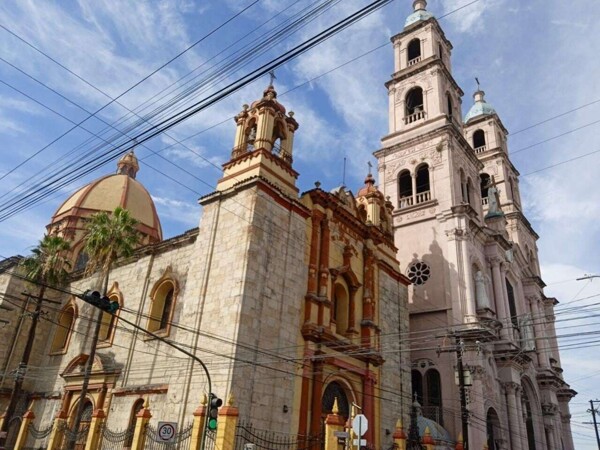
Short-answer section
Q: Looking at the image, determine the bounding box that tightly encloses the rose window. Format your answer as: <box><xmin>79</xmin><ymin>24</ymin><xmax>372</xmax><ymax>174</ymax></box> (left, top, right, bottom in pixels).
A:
<box><xmin>408</xmin><ymin>261</ymin><xmax>431</xmax><ymax>286</ymax></box>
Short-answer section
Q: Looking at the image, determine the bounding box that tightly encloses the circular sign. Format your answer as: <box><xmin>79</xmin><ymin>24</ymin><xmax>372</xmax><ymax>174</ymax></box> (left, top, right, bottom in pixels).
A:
<box><xmin>157</xmin><ymin>422</ymin><xmax>177</xmax><ymax>442</ymax></box>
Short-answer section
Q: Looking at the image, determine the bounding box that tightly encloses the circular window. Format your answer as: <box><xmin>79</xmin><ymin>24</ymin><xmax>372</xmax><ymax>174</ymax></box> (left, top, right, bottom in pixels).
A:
<box><xmin>408</xmin><ymin>261</ymin><xmax>431</xmax><ymax>285</ymax></box>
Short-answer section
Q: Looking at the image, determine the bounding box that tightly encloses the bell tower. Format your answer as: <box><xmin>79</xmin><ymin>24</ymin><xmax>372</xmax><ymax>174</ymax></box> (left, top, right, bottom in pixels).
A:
<box><xmin>218</xmin><ymin>84</ymin><xmax>299</xmax><ymax>198</ymax></box>
<box><xmin>387</xmin><ymin>0</ymin><xmax>463</xmax><ymax>142</ymax></box>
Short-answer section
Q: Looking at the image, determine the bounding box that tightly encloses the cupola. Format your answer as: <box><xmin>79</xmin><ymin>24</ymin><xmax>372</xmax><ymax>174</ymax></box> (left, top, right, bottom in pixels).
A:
<box><xmin>356</xmin><ymin>169</ymin><xmax>393</xmax><ymax>235</ymax></box>
<box><xmin>464</xmin><ymin>90</ymin><xmax>497</xmax><ymax>123</ymax></box>
<box><xmin>404</xmin><ymin>0</ymin><xmax>434</xmax><ymax>29</ymax></box>
<box><xmin>217</xmin><ymin>83</ymin><xmax>300</xmax><ymax>197</ymax></box>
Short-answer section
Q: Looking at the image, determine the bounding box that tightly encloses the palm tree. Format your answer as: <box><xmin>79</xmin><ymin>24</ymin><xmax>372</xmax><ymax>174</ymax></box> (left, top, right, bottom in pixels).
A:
<box><xmin>67</xmin><ymin>207</ymin><xmax>139</xmax><ymax>450</ymax></box>
<box><xmin>0</xmin><ymin>235</ymin><xmax>70</xmax><ymax>447</ymax></box>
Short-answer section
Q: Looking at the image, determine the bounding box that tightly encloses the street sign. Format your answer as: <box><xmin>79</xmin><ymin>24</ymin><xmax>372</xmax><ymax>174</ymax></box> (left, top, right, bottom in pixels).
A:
<box><xmin>351</xmin><ymin>414</ymin><xmax>368</xmax><ymax>436</ymax></box>
<box><xmin>334</xmin><ymin>431</ymin><xmax>349</xmax><ymax>438</ymax></box>
<box><xmin>353</xmin><ymin>439</ymin><xmax>367</xmax><ymax>447</ymax></box>
<box><xmin>157</xmin><ymin>421</ymin><xmax>178</xmax><ymax>443</ymax></box>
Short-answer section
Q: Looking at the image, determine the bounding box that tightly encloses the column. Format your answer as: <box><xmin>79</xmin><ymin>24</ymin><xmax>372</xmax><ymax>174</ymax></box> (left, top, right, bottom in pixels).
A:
<box><xmin>190</xmin><ymin>397</ymin><xmax>207</xmax><ymax>450</ymax></box>
<box><xmin>130</xmin><ymin>399</ymin><xmax>151</xmax><ymax>450</ymax></box>
<box><xmin>363</xmin><ymin>372</ymin><xmax>375</xmax><ymax>445</ymax></box>
<box><xmin>215</xmin><ymin>396</ymin><xmax>239</xmax><ymax>450</ymax></box>
<box><xmin>515</xmin><ymin>388</ymin><xmax>528</xmax><ymax>450</ymax></box>
<box><xmin>460</xmin><ymin>233</ymin><xmax>476</xmax><ymax>323</ymax></box>
<box><xmin>489</xmin><ymin>258</ymin><xmax>509</xmax><ymax>340</ymax></box>
<box><xmin>503</xmin><ymin>383</ymin><xmax>522</xmax><ymax>450</ymax></box>
<box><xmin>14</xmin><ymin>409</ymin><xmax>34</xmax><ymax>450</ymax></box>
<box><xmin>84</xmin><ymin>409</ymin><xmax>105</xmax><ymax>450</ymax></box>
<box><xmin>46</xmin><ymin>410</ymin><xmax>68</xmax><ymax>450</ymax></box>
<box><xmin>411</xmin><ymin>173</ymin><xmax>417</xmax><ymax>205</ymax></box>
<box><xmin>528</xmin><ymin>296</ymin><xmax>549</xmax><ymax>368</ymax></box>
<box><xmin>324</xmin><ymin>399</ymin><xmax>345</xmax><ymax>450</ymax></box>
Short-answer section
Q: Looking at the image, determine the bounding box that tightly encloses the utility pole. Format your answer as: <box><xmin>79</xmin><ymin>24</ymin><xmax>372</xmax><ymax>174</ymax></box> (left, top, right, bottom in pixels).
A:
<box><xmin>437</xmin><ymin>334</ymin><xmax>470</xmax><ymax>450</ymax></box>
<box><xmin>586</xmin><ymin>399</ymin><xmax>600</xmax><ymax>450</ymax></box>
<box><xmin>456</xmin><ymin>337</ymin><xmax>469</xmax><ymax>450</ymax></box>
<box><xmin>0</xmin><ymin>292</ymin><xmax>60</xmax><ymax>450</ymax></box>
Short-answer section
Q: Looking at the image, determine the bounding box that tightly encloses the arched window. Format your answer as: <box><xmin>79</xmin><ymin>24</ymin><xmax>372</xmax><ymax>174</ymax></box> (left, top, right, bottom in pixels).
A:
<box><xmin>124</xmin><ymin>399</ymin><xmax>145</xmax><ymax>448</ymax></box>
<box><xmin>148</xmin><ymin>278</ymin><xmax>177</xmax><ymax>334</ymax></box>
<box><xmin>473</xmin><ymin>129</ymin><xmax>486</xmax><ymax>150</ymax></box>
<box><xmin>332</xmin><ymin>282</ymin><xmax>349</xmax><ymax>335</ymax></box>
<box><xmin>272</xmin><ymin>120</ymin><xmax>287</xmax><ymax>159</ymax></box>
<box><xmin>407</xmin><ymin>38</ymin><xmax>421</xmax><ymax>64</ymax></box>
<box><xmin>446</xmin><ymin>93</ymin><xmax>453</xmax><ymax>120</ymax></box>
<box><xmin>73</xmin><ymin>400</ymin><xmax>93</xmax><ymax>447</ymax></box>
<box><xmin>411</xmin><ymin>370</ymin><xmax>423</xmax><ymax>403</ymax></box>
<box><xmin>521</xmin><ymin>387</ymin><xmax>536</xmax><ymax>450</ymax></box>
<box><xmin>74</xmin><ymin>250</ymin><xmax>89</xmax><ymax>272</ymax></box>
<box><xmin>415</xmin><ymin>164</ymin><xmax>430</xmax><ymax>203</ymax></box>
<box><xmin>245</xmin><ymin>120</ymin><xmax>257</xmax><ymax>151</ymax></box>
<box><xmin>480</xmin><ymin>173</ymin><xmax>491</xmax><ymax>205</ymax></box>
<box><xmin>413</xmin><ymin>368</ymin><xmax>443</xmax><ymax>425</ymax></box>
<box><xmin>50</xmin><ymin>304</ymin><xmax>75</xmax><ymax>354</ymax></box>
<box><xmin>460</xmin><ymin>169</ymin><xmax>467</xmax><ymax>203</ymax></box>
<box><xmin>505</xmin><ymin>279</ymin><xmax>518</xmax><ymax>327</ymax></box>
<box><xmin>405</xmin><ymin>87</ymin><xmax>424</xmax><ymax>117</ymax></box>
<box><xmin>424</xmin><ymin>369</ymin><xmax>443</xmax><ymax>425</ymax></box>
<box><xmin>466</xmin><ymin>178</ymin><xmax>473</xmax><ymax>205</ymax></box>
<box><xmin>486</xmin><ymin>409</ymin><xmax>501</xmax><ymax>450</ymax></box>
<box><xmin>398</xmin><ymin>169</ymin><xmax>413</xmax><ymax>208</ymax></box>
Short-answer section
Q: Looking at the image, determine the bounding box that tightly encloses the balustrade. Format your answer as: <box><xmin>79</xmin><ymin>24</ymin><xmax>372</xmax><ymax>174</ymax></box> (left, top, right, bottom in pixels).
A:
<box><xmin>404</xmin><ymin>110</ymin><xmax>425</xmax><ymax>124</ymax></box>
<box><xmin>474</xmin><ymin>145</ymin><xmax>487</xmax><ymax>154</ymax></box>
<box><xmin>407</xmin><ymin>56</ymin><xmax>421</xmax><ymax>66</ymax></box>
<box><xmin>416</xmin><ymin>191</ymin><xmax>431</xmax><ymax>204</ymax></box>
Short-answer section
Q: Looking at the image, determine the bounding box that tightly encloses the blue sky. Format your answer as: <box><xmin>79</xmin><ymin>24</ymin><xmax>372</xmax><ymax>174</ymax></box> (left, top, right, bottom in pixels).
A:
<box><xmin>1</xmin><ymin>0</ymin><xmax>599</xmax><ymax>447</ymax></box>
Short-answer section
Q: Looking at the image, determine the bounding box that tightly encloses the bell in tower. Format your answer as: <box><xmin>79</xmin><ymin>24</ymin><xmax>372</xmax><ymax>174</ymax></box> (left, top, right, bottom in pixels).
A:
<box><xmin>217</xmin><ymin>83</ymin><xmax>300</xmax><ymax>198</ymax></box>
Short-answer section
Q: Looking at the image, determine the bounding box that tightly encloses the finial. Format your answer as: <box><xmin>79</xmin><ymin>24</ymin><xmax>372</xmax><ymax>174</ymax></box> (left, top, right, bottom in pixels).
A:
<box><xmin>144</xmin><ymin>396</ymin><xmax>150</xmax><ymax>409</ymax></box>
<box><xmin>242</xmin><ymin>104</ymin><xmax>249</xmax><ymax>111</ymax></box>
<box><xmin>268</xmin><ymin>70</ymin><xmax>277</xmax><ymax>87</ymax></box>
<box><xmin>227</xmin><ymin>392</ymin><xmax>235</xmax><ymax>406</ymax></box>
<box><xmin>396</xmin><ymin>418</ymin><xmax>403</xmax><ymax>430</ymax></box>
<box><xmin>315</xmin><ymin>181</ymin><xmax>321</xmax><ymax>189</ymax></box>
<box><xmin>367</xmin><ymin>161</ymin><xmax>372</xmax><ymax>176</ymax></box>
<box><xmin>332</xmin><ymin>397</ymin><xmax>339</xmax><ymax>414</ymax></box>
<box><xmin>201</xmin><ymin>393</ymin><xmax>208</xmax><ymax>405</ymax></box>
<box><xmin>475</xmin><ymin>77</ymin><xmax>480</xmax><ymax>90</ymax></box>
<box><xmin>413</xmin><ymin>0</ymin><xmax>427</xmax><ymax>11</ymax></box>
<box><xmin>288</xmin><ymin>111</ymin><xmax>294</xmax><ymax>117</ymax></box>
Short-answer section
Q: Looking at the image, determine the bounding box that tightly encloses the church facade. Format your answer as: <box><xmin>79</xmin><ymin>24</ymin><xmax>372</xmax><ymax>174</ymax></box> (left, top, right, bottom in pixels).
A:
<box><xmin>0</xmin><ymin>2</ymin><xmax>575</xmax><ymax>450</ymax></box>
<box><xmin>374</xmin><ymin>1</ymin><xmax>575</xmax><ymax>449</ymax></box>
<box><xmin>0</xmin><ymin>86</ymin><xmax>410</xmax><ymax>449</ymax></box>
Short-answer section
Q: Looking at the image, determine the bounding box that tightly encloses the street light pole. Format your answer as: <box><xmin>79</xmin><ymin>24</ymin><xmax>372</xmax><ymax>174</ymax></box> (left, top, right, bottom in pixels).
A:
<box><xmin>77</xmin><ymin>295</ymin><xmax>213</xmax><ymax>450</ymax></box>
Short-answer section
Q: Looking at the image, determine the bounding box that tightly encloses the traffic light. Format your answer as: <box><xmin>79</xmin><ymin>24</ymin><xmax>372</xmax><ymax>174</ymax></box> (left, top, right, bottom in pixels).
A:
<box><xmin>81</xmin><ymin>290</ymin><xmax>120</xmax><ymax>313</ymax></box>
<box><xmin>207</xmin><ymin>393</ymin><xmax>222</xmax><ymax>431</ymax></box>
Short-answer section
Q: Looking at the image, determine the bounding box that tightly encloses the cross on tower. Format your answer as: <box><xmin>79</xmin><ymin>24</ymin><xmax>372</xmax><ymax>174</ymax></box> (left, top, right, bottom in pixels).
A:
<box><xmin>367</xmin><ymin>161</ymin><xmax>372</xmax><ymax>175</ymax></box>
<box><xmin>268</xmin><ymin>70</ymin><xmax>277</xmax><ymax>86</ymax></box>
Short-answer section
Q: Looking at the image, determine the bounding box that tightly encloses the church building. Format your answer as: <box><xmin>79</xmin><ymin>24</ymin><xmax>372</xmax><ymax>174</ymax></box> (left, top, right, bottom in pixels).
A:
<box><xmin>0</xmin><ymin>2</ymin><xmax>575</xmax><ymax>450</ymax></box>
<box><xmin>0</xmin><ymin>85</ymin><xmax>410</xmax><ymax>449</ymax></box>
<box><xmin>374</xmin><ymin>1</ymin><xmax>575</xmax><ymax>449</ymax></box>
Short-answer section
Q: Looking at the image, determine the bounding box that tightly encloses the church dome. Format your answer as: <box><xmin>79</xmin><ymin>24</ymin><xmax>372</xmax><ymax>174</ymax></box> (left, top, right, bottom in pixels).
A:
<box><xmin>464</xmin><ymin>90</ymin><xmax>497</xmax><ymax>123</ymax></box>
<box><xmin>413</xmin><ymin>401</ymin><xmax>454</xmax><ymax>445</ymax></box>
<box><xmin>50</xmin><ymin>151</ymin><xmax>162</xmax><ymax>243</ymax></box>
<box><xmin>405</xmin><ymin>0</ymin><xmax>434</xmax><ymax>28</ymax></box>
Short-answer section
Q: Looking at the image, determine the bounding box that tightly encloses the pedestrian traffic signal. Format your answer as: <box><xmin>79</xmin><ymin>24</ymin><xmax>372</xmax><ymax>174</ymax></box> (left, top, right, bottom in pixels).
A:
<box><xmin>81</xmin><ymin>290</ymin><xmax>120</xmax><ymax>313</ymax></box>
<box><xmin>207</xmin><ymin>393</ymin><xmax>222</xmax><ymax>431</ymax></box>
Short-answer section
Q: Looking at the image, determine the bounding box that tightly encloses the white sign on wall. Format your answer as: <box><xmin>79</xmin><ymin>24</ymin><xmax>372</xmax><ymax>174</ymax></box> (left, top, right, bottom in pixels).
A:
<box><xmin>157</xmin><ymin>421</ymin><xmax>178</xmax><ymax>443</ymax></box>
